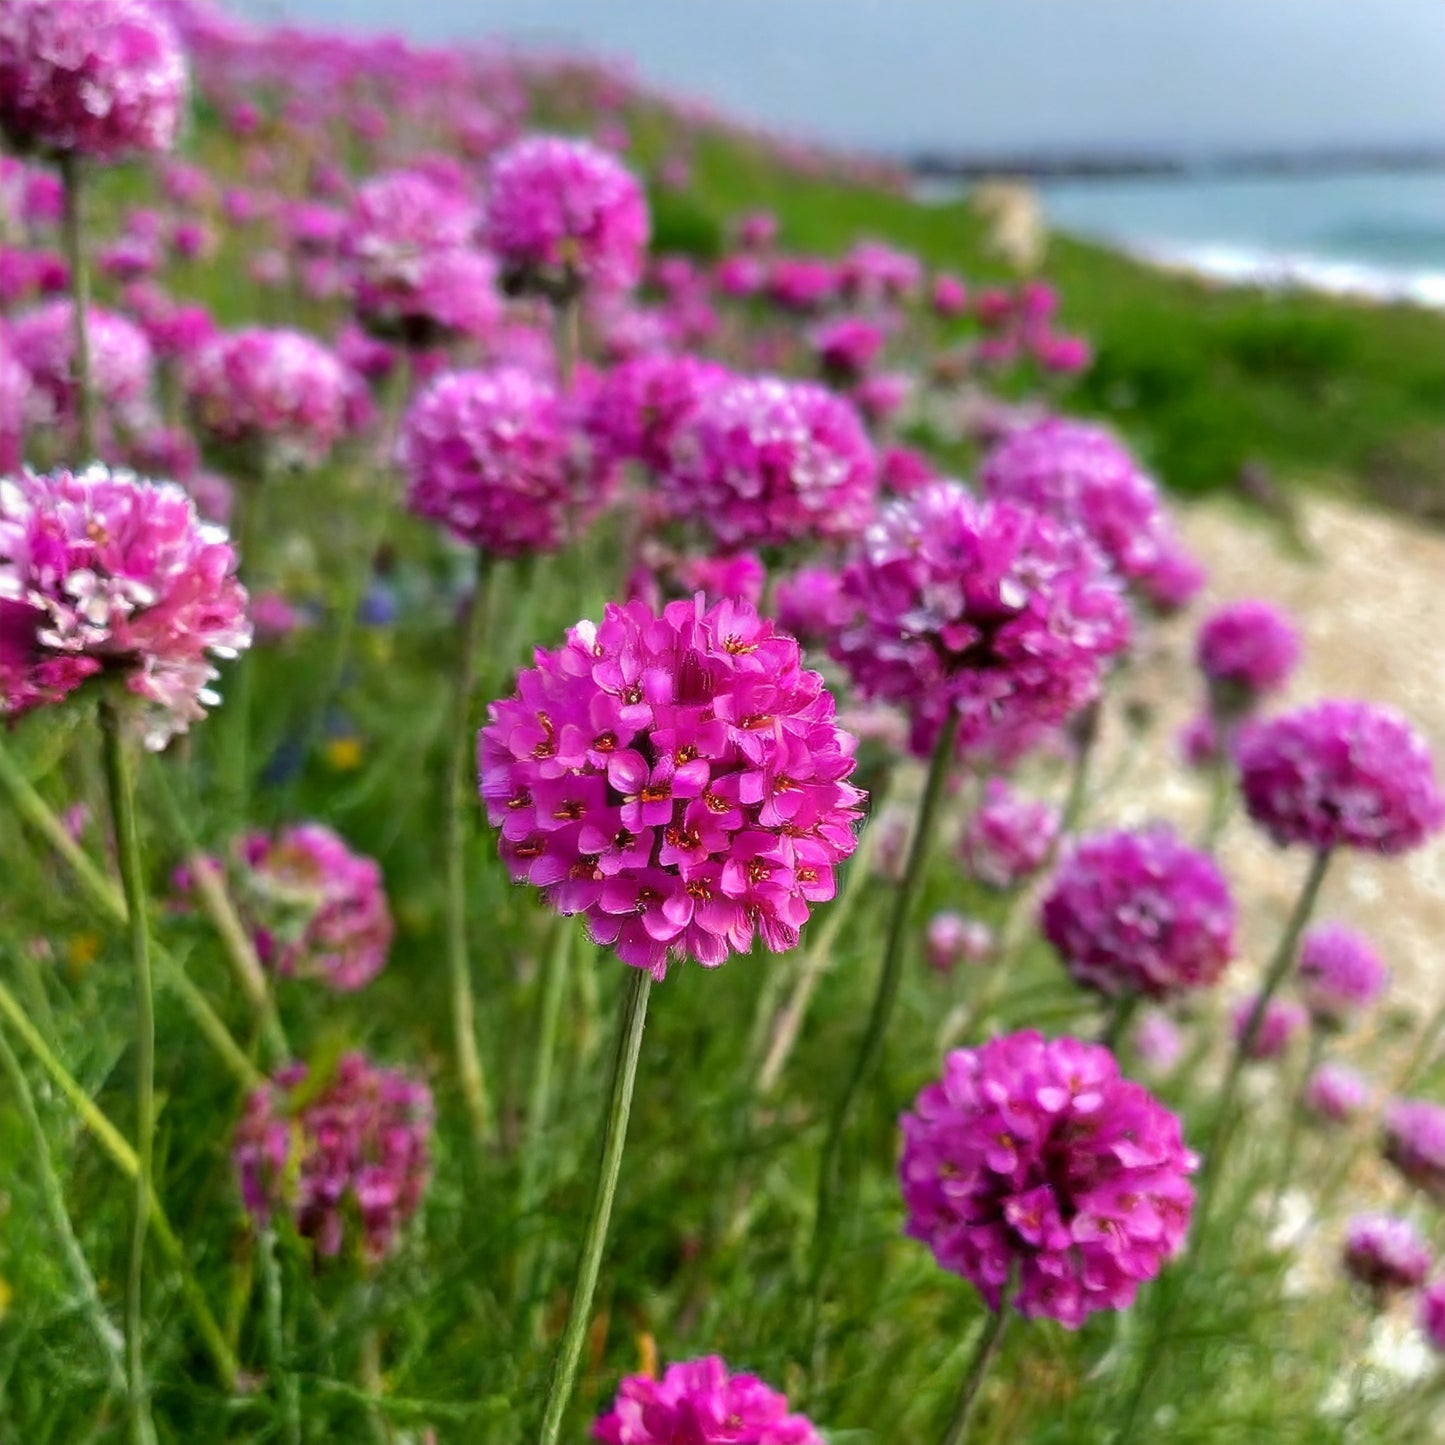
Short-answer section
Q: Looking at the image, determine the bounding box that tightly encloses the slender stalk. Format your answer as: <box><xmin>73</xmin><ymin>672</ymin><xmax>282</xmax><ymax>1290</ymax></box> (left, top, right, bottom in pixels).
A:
<box><xmin>813</xmin><ymin>709</ymin><xmax>959</xmax><ymax>1272</ymax></box>
<box><xmin>1100</xmin><ymin>994</ymin><xmax>1140</xmax><ymax>1054</ymax></box>
<box><xmin>58</xmin><ymin>152</ymin><xmax>96</xmax><ymax>461</ymax></box>
<box><xmin>1268</xmin><ymin>1027</ymin><xmax>1324</xmax><ymax>1234</ymax></box>
<box><xmin>1201</xmin><ymin>757</ymin><xmax>1233</xmax><ymax>852</ymax></box>
<box><xmin>223</xmin><ymin>463</ymin><xmax>270</xmax><ymax>823</ymax></box>
<box><xmin>446</xmin><ymin>558</ymin><xmax>495</xmax><ymax>1148</ymax></box>
<box><xmin>99</xmin><ymin>701</ymin><xmax>158</xmax><ymax>1445</ymax></box>
<box><xmin>553</xmin><ymin>294</ymin><xmax>581</xmax><ymax>392</ymax></box>
<box><xmin>537</xmin><ymin>967</ymin><xmax>652</xmax><ymax>1444</ymax></box>
<box><xmin>258</xmin><ymin>1230</ymin><xmax>301</xmax><ymax>1445</ymax></box>
<box><xmin>1062</xmin><ymin>699</ymin><xmax>1101</xmax><ymax>832</ymax></box>
<box><xmin>0</xmin><ymin>1026</ymin><xmax>128</xmax><ymax>1398</ymax></box>
<box><xmin>942</xmin><ymin>1303</ymin><xmax>1012</xmax><ymax>1445</ymax></box>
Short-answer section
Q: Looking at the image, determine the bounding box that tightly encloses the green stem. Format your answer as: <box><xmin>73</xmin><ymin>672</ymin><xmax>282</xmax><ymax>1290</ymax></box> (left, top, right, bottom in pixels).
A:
<box><xmin>1100</xmin><ymin>994</ymin><xmax>1140</xmax><ymax>1054</ymax></box>
<box><xmin>0</xmin><ymin>1026</ymin><xmax>128</xmax><ymax>1398</ymax></box>
<box><xmin>1267</xmin><ymin>1028</ymin><xmax>1324</xmax><ymax>1234</ymax></box>
<box><xmin>59</xmin><ymin>152</ymin><xmax>95</xmax><ymax>461</ymax></box>
<box><xmin>446</xmin><ymin>557</ymin><xmax>495</xmax><ymax>1149</ymax></box>
<box><xmin>941</xmin><ymin>1303</ymin><xmax>1012</xmax><ymax>1445</ymax></box>
<box><xmin>1062</xmin><ymin>699</ymin><xmax>1101</xmax><ymax>832</ymax></box>
<box><xmin>259</xmin><ymin>1230</ymin><xmax>301</xmax><ymax>1445</ymax></box>
<box><xmin>813</xmin><ymin>709</ymin><xmax>959</xmax><ymax>1276</ymax></box>
<box><xmin>1201</xmin><ymin>756</ymin><xmax>1233</xmax><ymax>852</ymax></box>
<box><xmin>553</xmin><ymin>294</ymin><xmax>580</xmax><ymax>392</ymax></box>
<box><xmin>99</xmin><ymin>701</ymin><xmax>157</xmax><ymax>1445</ymax></box>
<box><xmin>537</xmin><ymin>967</ymin><xmax>652</xmax><ymax>1444</ymax></box>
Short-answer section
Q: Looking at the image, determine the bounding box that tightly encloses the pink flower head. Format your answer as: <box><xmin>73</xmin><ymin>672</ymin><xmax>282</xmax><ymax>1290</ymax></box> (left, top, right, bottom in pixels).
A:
<box><xmin>342</xmin><ymin>169</ymin><xmax>501</xmax><ymax>345</ymax></box>
<box><xmin>672</xmin><ymin>551</ymin><xmax>766</xmax><ymax>608</ymax></box>
<box><xmin>1383</xmin><ymin>1098</ymin><xmax>1445</xmax><ymax>1203</ymax></box>
<box><xmin>234</xmin><ymin>1053</ymin><xmax>432</xmax><ymax>1262</ymax></box>
<box><xmin>765</xmin><ymin>256</ymin><xmax>838</xmax><ymax>314</ymax></box>
<box><xmin>773</xmin><ymin>565</ymin><xmax>853</xmax><ymax>648</ymax></box>
<box><xmin>1034</xmin><ymin>332</ymin><xmax>1093</xmax><ymax>374</ymax></box>
<box><xmin>1196</xmin><ymin>599</ymin><xmax>1301</xmax><ymax>714</ymax></box>
<box><xmin>924</xmin><ymin>910</ymin><xmax>995</xmax><ymax>971</ymax></box>
<box><xmin>183</xmin><ymin>327</ymin><xmax>350</xmax><ymax>469</ymax></box>
<box><xmin>586</xmin><ymin>353</ymin><xmax>729</xmax><ymax>475</ymax></box>
<box><xmin>664</xmin><ymin>376</ymin><xmax>877</xmax><ymax>550</ymax></box>
<box><xmin>879</xmin><ymin>443</ymin><xmax>938</xmax><ymax>495</ymax></box>
<box><xmin>485</xmin><ymin>134</ymin><xmax>649</xmax><ymax>300</ymax></box>
<box><xmin>1421</xmin><ymin>1280</ymin><xmax>1445</xmax><ymax>1353</ymax></box>
<box><xmin>1134</xmin><ymin>534</ymin><xmax>1206</xmax><ymax>616</ymax></box>
<box><xmin>0</xmin><ymin>338</ymin><xmax>30</xmax><ymax>471</ymax></box>
<box><xmin>479</xmin><ymin>595</ymin><xmax>864</xmax><ymax>977</ymax></box>
<box><xmin>400</xmin><ymin>367</ymin><xmax>610</xmax><ymax>558</ymax></box>
<box><xmin>714</xmin><ymin>253</ymin><xmax>766</xmax><ymax>299</ymax></box>
<box><xmin>851</xmin><ymin>371</ymin><xmax>911</xmax><ymax>428</ymax></box>
<box><xmin>1040</xmin><ymin>826</ymin><xmax>1235</xmax><ymax>1001</ymax></box>
<box><xmin>1132</xmin><ymin>1010</ymin><xmax>1183</xmax><ymax>1074</ymax></box>
<box><xmin>834</xmin><ymin>483</ymin><xmax>1131</xmax><ymax>765</ymax></box>
<box><xmin>899</xmin><ymin>1031</ymin><xmax>1197</xmax><ymax>1327</ymax></box>
<box><xmin>932</xmin><ymin>273</ymin><xmax>968</xmax><ymax>319</ymax></box>
<box><xmin>980</xmin><ymin>418</ymin><xmax>1176</xmax><ymax>593</ymax></box>
<box><xmin>960</xmin><ymin>778</ymin><xmax>1061</xmax><ymax>891</ymax></box>
<box><xmin>1303</xmin><ymin>1062</ymin><xmax>1369</xmax><ymax>1123</ymax></box>
<box><xmin>1235</xmin><ymin>701</ymin><xmax>1445</xmax><ymax>855</ymax></box>
<box><xmin>0</xmin><ymin>465</ymin><xmax>251</xmax><ymax>747</ymax></box>
<box><xmin>1343</xmin><ymin>1213</ymin><xmax>1431</xmax><ymax>1297</ymax></box>
<box><xmin>1231</xmin><ymin>996</ymin><xmax>1306</xmax><ymax>1060</ymax></box>
<box><xmin>232</xmin><ymin>823</ymin><xmax>393</xmax><ymax>991</ymax></box>
<box><xmin>1296</xmin><ymin>922</ymin><xmax>1389</xmax><ymax>1028</ymax></box>
<box><xmin>1177</xmin><ymin>713</ymin><xmax>1222</xmax><ymax>771</ymax></box>
<box><xmin>593</xmin><ymin>1355</ymin><xmax>823</xmax><ymax>1445</ymax></box>
<box><xmin>811</xmin><ymin>315</ymin><xmax>886</xmax><ymax>384</ymax></box>
<box><xmin>840</xmin><ymin>239</ymin><xmax>923</xmax><ymax>306</ymax></box>
<box><xmin>0</xmin><ymin>0</ymin><xmax>187</xmax><ymax>161</ymax></box>
<box><xmin>735</xmin><ymin>211</ymin><xmax>778</xmax><ymax>251</ymax></box>
<box><xmin>12</xmin><ymin>299</ymin><xmax>154</xmax><ymax>444</ymax></box>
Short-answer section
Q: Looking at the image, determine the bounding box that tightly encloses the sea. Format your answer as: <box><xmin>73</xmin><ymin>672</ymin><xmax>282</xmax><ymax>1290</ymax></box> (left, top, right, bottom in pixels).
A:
<box><xmin>1031</xmin><ymin>169</ymin><xmax>1445</xmax><ymax>309</ymax></box>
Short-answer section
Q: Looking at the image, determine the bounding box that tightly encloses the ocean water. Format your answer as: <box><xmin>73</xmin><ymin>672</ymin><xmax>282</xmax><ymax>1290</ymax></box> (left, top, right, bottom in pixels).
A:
<box><xmin>1035</xmin><ymin>170</ymin><xmax>1445</xmax><ymax>308</ymax></box>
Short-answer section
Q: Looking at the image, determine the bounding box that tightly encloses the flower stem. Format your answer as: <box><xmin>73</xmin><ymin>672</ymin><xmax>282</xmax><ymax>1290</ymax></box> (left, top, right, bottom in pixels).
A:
<box><xmin>58</xmin><ymin>152</ymin><xmax>96</xmax><ymax>461</ymax></box>
<box><xmin>0</xmin><ymin>1025</ymin><xmax>129</xmax><ymax>1399</ymax></box>
<box><xmin>1062</xmin><ymin>698</ymin><xmax>1101</xmax><ymax>832</ymax></box>
<box><xmin>537</xmin><ymin>966</ymin><xmax>652</xmax><ymax>1444</ymax></box>
<box><xmin>553</xmin><ymin>295</ymin><xmax>581</xmax><ymax>392</ymax></box>
<box><xmin>446</xmin><ymin>557</ymin><xmax>495</xmax><ymax>1149</ymax></box>
<box><xmin>942</xmin><ymin>1302</ymin><xmax>1012</xmax><ymax>1445</ymax></box>
<box><xmin>1268</xmin><ymin>1027</ymin><xmax>1324</xmax><ymax>1233</ymax></box>
<box><xmin>99</xmin><ymin>699</ymin><xmax>158</xmax><ymax>1445</ymax></box>
<box><xmin>812</xmin><ymin>708</ymin><xmax>959</xmax><ymax>1286</ymax></box>
<box><xmin>1100</xmin><ymin>994</ymin><xmax>1140</xmax><ymax>1054</ymax></box>
<box><xmin>258</xmin><ymin>1229</ymin><xmax>301</xmax><ymax>1445</ymax></box>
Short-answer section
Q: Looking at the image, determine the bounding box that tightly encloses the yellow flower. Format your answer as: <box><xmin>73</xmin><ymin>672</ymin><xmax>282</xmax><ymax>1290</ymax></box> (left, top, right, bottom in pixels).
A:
<box><xmin>324</xmin><ymin>736</ymin><xmax>364</xmax><ymax>772</ymax></box>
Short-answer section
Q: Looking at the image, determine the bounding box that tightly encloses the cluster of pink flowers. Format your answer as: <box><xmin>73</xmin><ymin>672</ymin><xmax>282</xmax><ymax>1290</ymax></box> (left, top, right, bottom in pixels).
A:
<box><xmin>1296</xmin><ymin>923</ymin><xmax>1389</xmax><ymax>1028</ymax></box>
<box><xmin>1195</xmin><ymin>599</ymin><xmax>1301</xmax><ymax>714</ymax></box>
<box><xmin>0</xmin><ymin>339</ymin><xmax>30</xmax><ymax>471</ymax></box>
<box><xmin>485</xmin><ymin>134</ymin><xmax>649</xmax><ymax>300</ymax></box>
<box><xmin>1304</xmin><ymin>1062</ymin><xmax>1369</xmax><ymax>1123</ymax></box>
<box><xmin>0</xmin><ymin>0</ymin><xmax>188</xmax><ymax>160</ymax></box>
<box><xmin>924</xmin><ymin>910</ymin><xmax>995</xmax><ymax>971</ymax></box>
<box><xmin>1384</xmin><ymin>1098</ymin><xmax>1445</xmax><ymax>1204</ymax></box>
<box><xmin>1422</xmin><ymin>1282</ymin><xmax>1445</xmax><ymax>1353</ymax></box>
<box><xmin>0</xmin><ymin>465</ymin><xmax>251</xmax><ymax>747</ymax></box>
<box><xmin>234</xmin><ymin>1052</ymin><xmax>432</xmax><ymax>1261</ymax></box>
<box><xmin>224</xmin><ymin>823</ymin><xmax>394</xmax><ymax>992</ymax></box>
<box><xmin>1230</xmin><ymin>996</ymin><xmax>1306</xmax><ymax>1059</ymax></box>
<box><xmin>1039</xmin><ymin>826</ymin><xmax>1236</xmax><ymax>1001</ymax></box>
<box><xmin>980</xmin><ymin>418</ymin><xmax>1197</xmax><ymax>604</ymax></box>
<box><xmin>959</xmin><ymin>779</ymin><xmax>1061</xmax><ymax>890</ymax></box>
<box><xmin>1343</xmin><ymin>1214</ymin><xmax>1432</xmax><ymax>1296</ymax></box>
<box><xmin>1235</xmin><ymin>701</ymin><xmax>1444</xmax><ymax>855</ymax></box>
<box><xmin>834</xmin><ymin>484</ymin><xmax>1131</xmax><ymax>763</ymax></box>
<box><xmin>773</xmin><ymin>564</ymin><xmax>852</xmax><ymax>647</ymax></box>
<box><xmin>182</xmin><ymin>327</ymin><xmax>351</xmax><ymax>468</ymax></box>
<box><xmin>811</xmin><ymin>315</ymin><xmax>887</xmax><ymax>384</ymax></box>
<box><xmin>586</xmin><ymin>353</ymin><xmax>729</xmax><ymax>475</ymax></box>
<box><xmin>899</xmin><ymin>1031</ymin><xmax>1196</xmax><ymax>1327</ymax></box>
<box><xmin>663</xmin><ymin>376</ymin><xmax>878</xmax><ymax>550</ymax></box>
<box><xmin>592</xmin><ymin>1356</ymin><xmax>823</xmax><ymax>1444</ymax></box>
<box><xmin>479</xmin><ymin>596</ymin><xmax>864</xmax><ymax>976</ymax></box>
<box><xmin>400</xmin><ymin>367</ymin><xmax>607</xmax><ymax>558</ymax></box>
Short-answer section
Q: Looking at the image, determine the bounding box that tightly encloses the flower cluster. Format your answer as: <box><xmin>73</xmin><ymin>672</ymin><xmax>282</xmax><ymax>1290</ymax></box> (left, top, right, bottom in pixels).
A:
<box><xmin>1384</xmin><ymin>1098</ymin><xmax>1445</xmax><ymax>1204</ymax></box>
<box><xmin>1195</xmin><ymin>599</ymin><xmax>1301</xmax><ymax>715</ymax></box>
<box><xmin>1343</xmin><ymin>1214</ymin><xmax>1431</xmax><ymax>1296</ymax></box>
<box><xmin>400</xmin><ymin>367</ymin><xmax>606</xmax><ymax>558</ymax></box>
<box><xmin>586</xmin><ymin>352</ymin><xmax>729</xmax><ymax>475</ymax></box>
<box><xmin>0</xmin><ymin>0</ymin><xmax>187</xmax><ymax>161</ymax></box>
<box><xmin>183</xmin><ymin>327</ymin><xmax>351</xmax><ymax>468</ymax></box>
<box><xmin>485</xmin><ymin>134</ymin><xmax>649</xmax><ymax>300</ymax></box>
<box><xmin>663</xmin><ymin>376</ymin><xmax>878</xmax><ymax>550</ymax></box>
<box><xmin>592</xmin><ymin>1356</ymin><xmax>823</xmax><ymax>1444</ymax></box>
<box><xmin>1235</xmin><ymin>701</ymin><xmax>1445</xmax><ymax>855</ymax></box>
<box><xmin>1422</xmin><ymin>1282</ymin><xmax>1445</xmax><ymax>1354</ymax></box>
<box><xmin>0</xmin><ymin>338</ymin><xmax>29</xmax><ymax>471</ymax></box>
<box><xmin>0</xmin><ymin>465</ymin><xmax>251</xmax><ymax>747</ymax></box>
<box><xmin>234</xmin><ymin>1052</ymin><xmax>432</xmax><ymax>1261</ymax></box>
<box><xmin>1231</xmin><ymin>996</ymin><xmax>1305</xmax><ymax>1059</ymax></box>
<box><xmin>1304</xmin><ymin>1062</ymin><xmax>1368</xmax><ymax>1123</ymax></box>
<box><xmin>479</xmin><ymin>596</ymin><xmax>864</xmax><ymax>976</ymax></box>
<box><xmin>899</xmin><ymin>1031</ymin><xmax>1197</xmax><ymax>1327</ymax></box>
<box><xmin>1039</xmin><ymin>826</ymin><xmax>1236</xmax><ymax>1000</ymax></box>
<box><xmin>924</xmin><ymin>910</ymin><xmax>995</xmax><ymax>971</ymax></box>
<box><xmin>959</xmin><ymin>778</ymin><xmax>1060</xmax><ymax>891</ymax></box>
<box><xmin>229</xmin><ymin>824</ymin><xmax>394</xmax><ymax>992</ymax></box>
<box><xmin>834</xmin><ymin>483</ymin><xmax>1131</xmax><ymax>763</ymax></box>
<box><xmin>1296</xmin><ymin>923</ymin><xmax>1389</xmax><ymax>1028</ymax></box>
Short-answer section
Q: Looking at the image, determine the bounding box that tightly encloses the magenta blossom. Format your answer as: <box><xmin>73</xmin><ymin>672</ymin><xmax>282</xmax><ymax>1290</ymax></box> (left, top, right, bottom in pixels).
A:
<box><xmin>1383</xmin><ymin>1098</ymin><xmax>1445</xmax><ymax>1204</ymax></box>
<box><xmin>1296</xmin><ymin>923</ymin><xmax>1389</xmax><ymax>1028</ymax></box>
<box><xmin>1132</xmin><ymin>1010</ymin><xmax>1184</xmax><ymax>1074</ymax></box>
<box><xmin>0</xmin><ymin>0</ymin><xmax>187</xmax><ymax>161</ymax></box>
<box><xmin>834</xmin><ymin>483</ymin><xmax>1131</xmax><ymax>765</ymax></box>
<box><xmin>234</xmin><ymin>1053</ymin><xmax>432</xmax><ymax>1262</ymax></box>
<box><xmin>400</xmin><ymin>367</ymin><xmax>610</xmax><ymax>558</ymax></box>
<box><xmin>0</xmin><ymin>465</ymin><xmax>251</xmax><ymax>747</ymax></box>
<box><xmin>479</xmin><ymin>596</ymin><xmax>864</xmax><ymax>977</ymax></box>
<box><xmin>230</xmin><ymin>824</ymin><xmax>393</xmax><ymax>992</ymax></box>
<box><xmin>1303</xmin><ymin>1062</ymin><xmax>1369</xmax><ymax>1124</ymax></box>
<box><xmin>1196</xmin><ymin>599</ymin><xmax>1301</xmax><ymax>715</ymax></box>
<box><xmin>1421</xmin><ymin>1281</ymin><xmax>1445</xmax><ymax>1353</ymax></box>
<box><xmin>0</xmin><ymin>339</ymin><xmax>30</xmax><ymax>470</ymax></box>
<box><xmin>924</xmin><ymin>910</ymin><xmax>995</xmax><ymax>971</ymax></box>
<box><xmin>664</xmin><ymin>376</ymin><xmax>878</xmax><ymax>550</ymax></box>
<box><xmin>1231</xmin><ymin>996</ymin><xmax>1306</xmax><ymax>1060</ymax></box>
<box><xmin>485</xmin><ymin>134</ymin><xmax>649</xmax><ymax>300</ymax></box>
<box><xmin>811</xmin><ymin>315</ymin><xmax>886</xmax><ymax>384</ymax></box>
<box><xmin>900</xmin><ymin>1031</ymin><xmax>1196</xmax><ymax>1327</ymax></box>
<box><xmin>773</xmin><ymin>565</ymin><xmax>853</xmax><ymax>648</ymax></box>
<box><xmin>960</xmin><ymin>778</ymin><xmax>1060</xmax><ymax>891</ymax></box>
<box><xmin>1235</xmin><ymin>701</ymin><xmax>1444</xmax><ymax>856</ymax></box>
<box><xmin>1040</xmin><ymin>826</ymin><xmax>1235</xmax><ymax>1001</ymax></box>
<box><xmin>593</xmin><ymin>1355</ymin><xmax>822</xmax><ymax>1445</ymax></box>
<box><xmin>1343</xmin><ymin>1214</ymin><xmax>1431</xmax><ymax>1297</ymax></box>
<box><xmin>183</xmin><ymin>327</ymin><xmax>351</xmax><ymax>469</ymax></box>
<box><xmin>586</xmin><ymin>353</ymin><xmax>729</xmax><ymax>475</ymax></box>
